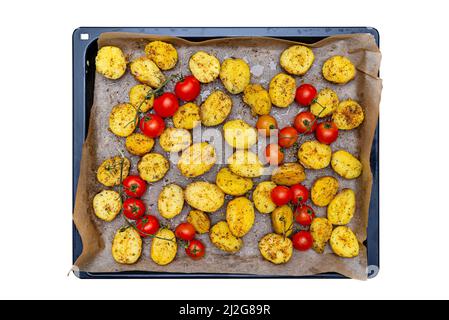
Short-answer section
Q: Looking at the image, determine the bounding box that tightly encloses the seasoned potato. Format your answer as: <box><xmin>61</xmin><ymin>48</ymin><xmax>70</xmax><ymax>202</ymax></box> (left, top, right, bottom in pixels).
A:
<box><xmin>219</xmin><ymin>58</ymin><xmax>251</xmax><ymax>94</ymax></box>
<box><xmin>97</xmin><ymin>156</ymin><xmax>130</xmax><ymax>187</ymax></box>
<box><xmin>109</xmin><ymin>103</ymin><xmax>138</xmax><ymax>137</ymax></box>
<box><xmin>125</xmin><ymin>133</ymin><xmax>154</xmax><ymax>156</ymax></box>
<box><xmin>200</xmin><ymin>90</ymin><xmax>233</xmax><ymax>126</ymax></box>
<box><xmin>210</xmin><ymin>221</ymin><xmax>243</xmax><ymax>253</ymax></box>
<box><xmin>144</xmin><ymin>40</ymin><xmax>178</xmax><ymax>70</ymax></box>
<box><xmin>189</xmin><ymin>51</ymin><xmax>221</xmax><ymax>83</ymax></box>
<box><xmin>298</xmin><ymin>141</ymin><xmax>332</xmax><ymax>170</ymax></box>
<box><xmin>137</xmin><ymin>153</ymin><xmax>169</xmax><ymax>183</ymax></box>
<box><xmin>93</xmin><ymin>190</ymin><xmax>122</xmax><ymax>222</ymax></box>
<box><xmin>310</xmin><ymin>217</ymin><xmax>333</xmax><ymax>254</ymax></box>
<box><xmin>259</xmin><ymin>233</ymin><xmax>293</xmax><ymax>264</ymax></box>
<box><xmin>130</xmin><ymin>56</ymin><xmax>165</xmax><ymax>88</ymax></box>
<box><xmin>271</xmin><ymin>163</ymin><xmax>306</xmax><ymax>186</ymax></box>
<box><xmin>223</xmin><ymin>120</ymin><xmax>258</xmax><ymax>149</ymax></box>
<box><xmin>226</xmin><ymin>197</ymin><xmax>255</xmax><ymax>237</ymax></box>
<box><xmin>184</xmin><ymin>182</ymin><xmax>225</xmax><ymax>213</ymax></box>
<box><xmin>129</xmin><ymin>84</ymin><xmax>154</xmax><ymax>113</ymax></box>
<box><xmin>322</xmin><ymin>55</ymin><xmax>356</xmax><ymax>84</ymax></box>
<box><xmin>328</xmin><ymin>189</ymin><xmax>356</xmax><ymax>225</ymax></box>
<box><xmin>331</xmin><ymin>150</ymin><xmax>362</xmax><ymax>179</ymax></box>
<box><xmin>330</xmin><ymin>226</ymin><xmax>359</xmax><ymax>258</ymax></box>
<box><xmin>243</xmin><ymin>84</ymin><xmax>272</xmax><ymax>115</ymax></box>
<box><xmin>95</xmin><ymin>46</ymin><xmax>126</xmax><ymax>80</ymax></box>
<box><xmin>271</xmin><ymin>205</ymin><xmax>294</xmax><ymax>237</ymax></box>
<box><xmin>187</xmin><ymin>210</ymin><xmax>210</xmax><ymax>234</ymax></box>
<box><xmin>159</xmin><ymin>128</ymin><xmax>192</xmax><ymax>152</ymax></box>
<box><xmin>173</xmin><ymin>102</ymin><xmax>201</xmax><ymax>130</ymax></box>
<box><xmin>310</xmin><ymin>88</ymin><xmax>339</xmax><ymax>118</ymax></box>
<box><xmin>216</xmin><ymin>167</ymin><xmax>253</xmax><ymax>196</ymax></box>
<box><xmin>311</xmin><ymin>176</ymin><xmax>339</xmax><ymax>207</ymax></box>
<box><xmin>280</xmin><ymin>45</ymin><xmax>315</xmax><ymax>76</ymax></box>
<box><xmin>269</xmin><ymin>73</ymin><xmax>296</xmax><ymax>108</ymax></box>
<box><xmin>112</xmin><ymin>227</ymin><xmax>142</xmax><ymax>265</ymax></box>
<box><xmin>151</xmin><ymin>229</ymin><xmax>177</xmax><ymax>265</ymax></box>
<box><xmin>178</xmin><ymin>142</ymin><xmax>216</xmax><ymax>178</ymax></box>
<box><xmin>228</xmin><ymin>150</ymin><xmax>264</xmax><ymax>178</ymax></box>
<box><xmin>158</xmin><ymin>184</ymin><xmax>184</xmax><ymax>219</ymax></box>
<box><xmin>253</xmin><ymin>181</ymin><xmax>277</xmax><ymax>214</ymax></box>
<box><xmin>332</xmin><ymin>99</ymin><xmax>365</xmax><ymax>130</ymax></box>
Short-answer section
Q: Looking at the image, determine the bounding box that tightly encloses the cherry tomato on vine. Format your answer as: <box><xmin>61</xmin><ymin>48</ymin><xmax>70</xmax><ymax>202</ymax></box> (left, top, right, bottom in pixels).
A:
<box><xmin>256</xmin><ymin>115</ymin><xmax>278</xmax><ymax>137</ymax></box>
<box><xmin>295</xmin><ymin>205</ymin><xmax>315</xmax><ymax>226</ymax></box>
<box><xmin>290</xmin><ymin>184</ymin><xmax>309</xmax><ymax>205</ymax></box>
<box><xmin>175</xmin><ymin>222</ymin><xmax>196</xmax><ymax>241</ymax></box>
<box><xmin>265</xmin><ymin>144</ymin><xmax>284</xmax><ymax>166</ymax></box>
<box><xmin>175</xmin><ymin>75</ymin><xmax>201</xmax><ymax>101</ymax></box>
<box><xmin>294</xmin><ymin>111</ymin><xmax>317</xmax><ymax>134</ymax></box>
<box><xmin>153</xmin><ymin>92</ymin><xmax>179</xmax><ymax>118</ymax></box>
<box><xmin>271</xmin><ymin>186</ymin><xmax>293</xmax><ymax>206</ymax></box>
<box><xmin>295</xmin><ymin>84</ymin><xmax>317</xmax><ymax>106</ymax></box>
<box><xmin>315</xmin><ymin>121</ymin><xmax>339</xmax><ymax>145</ymax></box>
<box><xmin>139</xmin><ymin>113</ymin><xmax>165</xmax><ymax>138</ymax></box>
<box><xmin>122</xmin><ymin>176</ymin><xmax>147</xmax><ymax>198</ymax></box>
<box><xmin>278</xmin><ymin>127</ymin><xmax>298</xmax><ymax>148</ymax></box>
<box><xmin>292</xmin><ymin>231</ymin><xmax>313</xmax><ymax>251</ymax></box>
<box><xmin>135</xmin><ymin>215</ymin><xmax>160</xmax><ymax>237</ymax></box>
<box><xmin>123</xmin><ymin>198</ymin><xmax>146</xmax><ymax>220</ymax></box>
<box><xmin>185</xmin><ymin>239</ymin><xmax>206</xmax><ymax>260</ymax></box>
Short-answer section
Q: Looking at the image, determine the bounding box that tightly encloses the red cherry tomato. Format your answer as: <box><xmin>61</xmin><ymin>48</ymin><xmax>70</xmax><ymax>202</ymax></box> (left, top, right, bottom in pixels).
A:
<box><xmin>175</xmin><ymin>75</ymin><xmax>201</xmax><ymax>101</ymax></box>
<box><xmin>122</xmin><ymin>175</ymin><xmax>147</xmax><ymax>198</ymax></box>
<box><xmin>135</xmin><ymin>215</ymin><xmax>160</xmax><ymax>237</ymax></box>
<box><xmin>265</xmin><ymin>144</ymin><xmax>284</xmax><ymax>166</ymax></box>
<box><xmin>256</xmin><ymin>115</ymin><xmax>278</xmax><ymax>137</ymax></box>
<box><xmin>290</xmin><ymin>184</ymin><xmax>309</xmax><ymax>205</ymax></box>
<box><xmin>185</xmin><ymin>239</ymin><xmax>206</xmax><ymax>260</ymax></box>
<box><xmin>270</xmin><ymin>186</ymin><xmax>293</xmax><ymax>206</ymax></box>
<box><xmin>175</xmin><ymin>222</ymin><xmax>196</xmax><ymax>241</ymax></box>
<box><xmin>139</xmin><ymin>113</ymin><xmax>165</xmax><ymax>138</ymax></box>
<box><xmin>315</xmin><ymin>121</ymin><xmax>339</xmax><ymax>144</ymax></box>
<box><xmin>295</xmin><ymin>205</ymin><xmax>315</xmax><ymax>226</ymax></box>
<box><xmin>292</xmin><ymin>231</ymin><xmax>313</xmax><ymax>251</ymax></box>
<box><xmin>295</xmin><ymin>84</ymin><xmax>317</xmax><ymax>106</ymax></box>
<box><xmin>153</xmin><ymin>92</ymin><xmax>179</xmax><ymax>118</ymax></box>
<box><xmin>123</xmin><ymin>198</ymin><xmax>146</xmax><ymax>220</ymax></box>
<box><xmin>278</xmin><ymin>127</ymin><xmax>298</xmax><ymax>148</ymax></box>
<box><xmin>294</xmin><ymin>111</ymin><xmax>317</xmax><ymax>134</ymax></box>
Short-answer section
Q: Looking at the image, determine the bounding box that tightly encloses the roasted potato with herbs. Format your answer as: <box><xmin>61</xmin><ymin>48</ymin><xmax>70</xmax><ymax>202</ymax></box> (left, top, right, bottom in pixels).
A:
<box><xmin>219</xmin><ymin>58</ymin><xmax>251</xmax><ymax>94</ymax></box>
<box><xmin>144</xmin><ymin>41</ymin><xmax>178</xmax><ymax>71</ymax></box>
<box><xmin>269</xmin><ymin>73</ymin><xmax>296</xmax><ymax>108</ymax></box>
<box><xmin>271</xmin><ymin>163</ymin><xmax>306</xmax><ymax>186</ymax></box>
<box><xmin>151</xmin><ymin>228</ymin><xmax>177</xmax><ymax>265</ymax></box>
<box><xmin>322</xmin><ymin>55</ymin><xmax>356</xmax><ymax>84</ymax></box>
<box><xmin>130</xmin><ymin>56</ymin><xmax>166</xmax><ymax>88</ymax></box>
<box><xmin>137</xmin><ymin>153</ymin><xmax>169</xmax><ymax>183</ymax></box>
<box><xmin>310</xmin><ymin>217</ymin><xmax>333</xmax><ymax>254</ymax></box>
<box><xmin>112</xmin><ymin>227</ymin><xmax>142</xmax><ymax>265</ymax></box>
<box><xmin>332</xmin><ymin>99</ymin><xmax>365</xmax><ymax>130</ymax></box>
<box><xmin>97</xmin><ymin>156</ymin><xmax>130</xmax><ymax>187</ymax></box>
<box><xmin>189</xmin><ymin>51</ymin><xmax>221</xmax><ymax>83</ymax></box>
<box><xmin>216</xmin><ymin>167</ymin><xmax>253</xmax><ymax>196</ymax></box>
<box><xmin>177</xmin><ymin>142</ymin><xmax>216</xmax><ymax>178</ymax></box>
<box><xmin>109</xmin><ymin>103</ymin><xmax>138</xmax><ymax>137</ymax></box>
<box><xmin>311</xmin><ymin>176</ymin><xmax>339</xmax><ymax>207</ymax></box>
<box><xmin>125</xmin><ymin>133</ymin><xmax>154</xmax><ymax>156</ymax></box>
<box><xmin>129</xmin><ymin>84</ymin><xmax>154</xmax><ymax>112</ymax></box>
<box><xmin>330</xmin><ymin>226</ymin><xmax>359</xmax><ymax>258</ymax></box>
<box><xmin>173</xmin><ymin>102</ymin><xmax>201</xmax><ymax>130</ymax></box>
<box><xmin>298</xmin><ymin>140</ymin><xmax>332</xmax><ymax>170</ymax></box>
<box><xmin>210</xmin><ymin>221</ymin><xmax>243</xmax><ymax>253</ymax></box>
<box><xmin>184</xmin><ymin>181</ymin><xmax>225</xmax><ymax>213</ymax></box>
<box><xmin>259</xmin><ymin>233</ymin><xmax>293</xmax><ymax>265</ymax></box>
<box><xmin>95</xmin><ymin>46</ymin><xmax>127</xmax><ymax>80</ymax></box>
<box><xmin>228</xmin><ymin>150</ymin><xmax>264</xmax><ymax>178</ymax></box>
<box><xmin>310</xmin><ymin>88</ymin><xmax>339</xmax><ymax>118</ymax></box>
<box><xmin>159</xmin><ymin>128</ymin><xmax>192</xmax><ymax>152</ymax></box>
<box><xmin>253</xmin><ymin>181</ymin><xmax>277</xmax><ymax>214</ymax></box>
<box><xmin>226</xmin><ymin>197</ymin><xmax>255</xmax><ymax>237</ymax></box>
<box><xmin>331</xmin><ymin>150</ymin><xmax>362</xmax><ymax>179</ymax></box>
<box><xmin>187</xmin><ymin>210</ymin><xmax>210</xmax><ymax>234</ymax></box>
<box><xmin>158</xmin><ymin>184</ymin><xmax>184</xmax><ymax>219</ymax></box>
<box><xmin>328</xmin><ymin>189</ymin><xmax>356</xmax><ymax>226</ymax></box>
<box><xmin>243</xmin><ymin>84</ymin><xmax>272</xmax><ymax>116</ymax></box>
<box><xmin>280</xmin><ymin>45</ymin><xmax>315</xmax><ymax>76</ymax></box>
<box><xmin>200</xmin><ymin>90</ymin><xmax>233</xmax><ymax>126</ymax></box>
<box><xmin>271</xmin><ymin>205</ymin><xmax>294</xmax><ymax>237</ymax></box>
<box><xmin>93</xmin><ymin>190</ymin><xmax>122</xmax><ymax>222</ymax></box>
<box><xmin>223</xmin><ymin>119</ymin><xmax>258</xmax><ymax>149</ymax></box>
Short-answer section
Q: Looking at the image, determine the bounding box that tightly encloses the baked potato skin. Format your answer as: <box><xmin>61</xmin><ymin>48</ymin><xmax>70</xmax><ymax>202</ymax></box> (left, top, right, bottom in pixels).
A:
<box><xmin>228</xmin><ymin>150</ymin><xmax>264</xmax><ymax>178</ymax></box>
<box><xmin>184</xmin><ymin>182</ymin><xmax>225</xmax><ymax>213</ymax></box>
<box><xmin>129</xmin><ymin>84</ymin><xmax>154</xmax><ymax>113</ymax></box>
<box><xmin>310</xmin><ymin>88</ymin><xmax>339</xmax><ymax>118</ymax></box>
<box><xmin>328</xmin><ymin>189</ymin><xmax>356</xmax><ymax>225</ymax></box>
<box><xmin>137</xmin><ymin>153</ymin><xmax>169</xmax><ymax>183</ymax></box>
<box><xmin>223</xmin><ymin>120</ymin><xmax>258</xmax><ymax>149</ymax></box>
<box><xmin>226</xmin><ymin>197</ymin><xmax>255</xmax><ymax>237</ymax></box>
<box><xmin>298</xmin><ymin>141</ymin><xmax>332</xmax><ymax>170</ymax></box>
<box><xmin>322</xmin><ymin>55</ymin><xmax>356</xmax><ymax>84</ymax></box>
<box><xmin>259</xmin><ymin>233</ymin><xmax>293</xmax><ymax>264</ymax></box>
<box><xmin>159</xmin><ymin>128</ymin><xmax>192</xmax><ymax>152</ymax></box>
<box><xmin>219</xmin><ymin>58</ymin><xmax>251</xmax><ymax>94</ymax></box>
<box><xmin>331</xmin><ymin>150</ymin><xmax>362</xmax><ymax>179</ymax></box>
<box><xmin>187</xmin><ymin>210</ymin><xmax>211</xmax><ymax>234</ymax></box>
<box><xmin>151</xmin><ymin>229</ymin><xmax>177</xmax><ymax>265</ymax></box>
<box><xmin>200</xmin><ymin>90</ymin><xmax>233</xmax><ymax>126</ymax></box>
<box><xmin>93</xmin><ymin>190</ymin><xmax>122</xmax><ymax>222</ymax></box>
<box><xmin>311</xmin><ymin>176</ymin><xmax>339</xmax><ymax>207</ymax></box>
<box><xmin>210</xmin><ymin>221</ymin><xmax>243</xmax><ymax>253</ymax></box>
<box><xmin>130</xmin><ymin>56</ymin><xmax>166</xmax><ymax>88</ymax></box>
<box><xmin>125</xmin><ymin>133</ymin><xmax>154</xmax><ymax>156</ymax></box>
<box><xmin>177</xmin><ymin>142</ymin><xmax>216</xmax><ymax>178</ymax></box>
<box><xmin>330</xmin><ymin>226</ymin><xmax>360</xmax><ymax>258</ymax></box>
<box><xmin>145</xmin><ymin>41</ymin><xmax>178</xmax><ymax>71</ymax></box>
<box><xmin>269</xmin><ymin>73</ymin><xmax>296</xmax><ymax>108</ymax></box>
<box><xmin>97</xmin><ymin>156</ymin><xmax>130</xmax><ymax>187</ymax></box>
<box><xmin>216</xmin><ymin>167</ymin><xmax>253</xmax><ymax>196</ymax></box>
<box><xmin>112</xmin><ymin>227</ymin><xmax>142</xmax><ymax>265</ymax></box>
<box><xmin>173</xmin><ymin>102</ymin><xmax>201</xmax><ymax>130</ymax></box>
<box><xmin>271</xmin><ymin>205</ymin><xmax>294</xmax><ymax>237</ymax></box>
<box><xmin>109</xmin><ymin>103</ymin><xmax>138</xmax><ymax>137</ymax></box>
<box><xmin>332</xmin><ymin>99</ymin><xmax>365</xmax><ymax>130</ymax></box>
<box><xmin>243</xmin><ymin>84</ymin><xmax>272</xmax><ymax>116</ymax></box>
<box><xmin>280</xmin><ymin>45</ymin><xmax>315</xmax><ymax>76</ymax></box>
<box><xmin>95</xmin><ymin>46</ymin><xmax>127</xmax><ymax>80</ymax></box>
<box><xmin>271</xmin><ymin>163</ymin><xmax>306</xmax><ymax>186</ymax></box>
<box><xmin>189</xmin><ymin>51</ymin><xmax>221</xmax><ymax>83</ymax></box>
<box><xmin>310</xmin><ymin>217</ymin><xmax>333</xmax><ymax>254</ymax></box>
<box><xmin>253</xmin><ymin>181</ymin><xmax>277</xmax><ymax>214</ymax></box>
<box><xmin>158</xmin><ymin>184</ymin><xmax>184</xmax><ymax>219</ymax></box>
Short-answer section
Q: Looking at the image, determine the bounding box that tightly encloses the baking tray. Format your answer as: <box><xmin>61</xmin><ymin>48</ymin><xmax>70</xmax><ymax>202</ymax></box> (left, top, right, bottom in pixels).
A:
<box><xmin>72</xmin><ymin>27</ymin><xmax>379</xmax><ymax>279</ymax></box>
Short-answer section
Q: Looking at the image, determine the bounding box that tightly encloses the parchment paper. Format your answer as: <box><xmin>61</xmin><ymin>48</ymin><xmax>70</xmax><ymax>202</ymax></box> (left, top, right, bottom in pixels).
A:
<box><xmin>73</xmin><ymin>32</ymin><xmax>382</xmax><ymax>280</ymax></box>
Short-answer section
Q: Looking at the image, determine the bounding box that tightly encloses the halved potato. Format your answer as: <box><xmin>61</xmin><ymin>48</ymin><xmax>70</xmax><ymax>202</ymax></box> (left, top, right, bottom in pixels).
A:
<box><xmin>310</xmin><ymin>217</ymin><xmax>333</xmax><ymax>254</ymax></box>
<box><xmin>259</xmin><ymin>233</ymin><xmax>293</xmax><ymax>264</ymax></box>
<box><xmin>269</xmin><ymin>73</ymin><xmax>296</xmax><ymax>108</ymax></box>
<box><xmin>280</xmin><ymin>45</ymin><xmax>314</xmax><ymax>76</ymax></box>
<box><xmin>137</xmin><ymin>153</ymin><xmax>169</xmax><ymax>183</ymax></box>
<box><xmin>130</xmin><ymin>56</ymin><xmax>166</xmax><ymax>88</ymax></box>
<box><xmin>187</xmin><ymin>210</ymin><xmax>210</xmax><ymax>234</ymax></box>
<box><xmin>226</xmin><ymin>197</ymin><xmax>255</xmax><ymax>237</ymax></box>
<box><xmin>253</xmin><ymin>181</ymin><xmax>277</xmax><ymax>214</ymax></box>
<box><xmin>97</xmin><ymin>156</ymin><xmax>130</xmax><ymax>187</ymax></box>
<box><xmin>219</xmin><ymin>58</ymin><xmax>251</xmax><ymax>94</ymax></box>
<box><xmin>271</xmin><ymin>205</ymin><xmax>294</xmax><ymax>237</ymax></box>
<box><xmin>271</xmin><ymin>163</ymin><xmax>306</xmax><ymax>186</ymax></box>
<box><xmin>298</xmin><ymin>140</ymin><xmax>332</xmax><ymax>170</ymax></box>
<box><xmin>178</xmin><ymin>142</ymin><xmax>216</xmax><ymax>178</ymax></box>
<box><xmin>330</xmin><ymin>226</ymin><xmax>359</xmax><ymax>258</ymax></box>
<box><xmin>243</xmin><ymin>84</ymin><xmax>271</xmax><ymax>116</ymax></box>
<box><xmin>322</xmin><ymin>55</ymin><xmax>356</xmax><ymax>84</ymax></box>
<box><xmin>228</xmin><ymin>150</ymin><xmax>264</xmax><ymax>178</ymax></box>
<box><xmin>310</xmin><ymin>88</ymin><xmax>339</xmax><ymax>118</ymax></box>
<box><xmin>332</xmin><ymin>99</ymin><xmax>365</xmax><ymax>130</ymax></box>
<box><xmin>112</xmin><ymin>227</ymin><xmax>142</xmax><ymax>265</ymax></box>
<box><xmin>223</xmin><ymin>119</ymin><xmax>258</xmax><ymax>149</ymax></box>
<box><xmin>216</xmin><ymin>167</ymin><xmax>253</xmax><ymax>196</ymax></box>
<box><xmin>109</xmin><ymin>103</ymin><xmax>137</xmax><ymax>137</ymax></box>
<box><xmin>331</xmin><ymin>150</ymin><xmax>363</xmax><ymax>179</ymax></box>
<box><xmin>184</xmin><ymin>181</ymin><xmax>225</xmax><ymax>213</ymax></box>
<box><xmin>210</xmin><ymin>221</ymin><xmax>243</xmax><ymax>253</ymax></box>
<box><xmin>200</xmin><ymin>90</ymin><xmax>233</xmax><ymax>126</ymax></box>
<box><xmin>151</xmin><ymin>228</ymin><xmax>177</xmax><ymax>265</ymax></box>
<box><xmin>129</xmin><ymin>84</ymin><xmax>154</xmax><ymax>113</ymax></box>
<box><xmin>145</xmin><ymin>40</ymin><xmax>178</xmax><ymax>70</ymax></box>
<box><xmin>328</xmin><ymin>189</ymin><xmax>356</xmax><ymax>225</ymax></box>
<box><xmin>173</xmin><ymin>102</ymin><xmax>201</xmax><ymax>130</ymax></box>
<box><xmin>159</xmin><ymin>128</ymin><xmax>192</xmax><ymax>152</ymax></box>
<box><xmin>125</xmin><ymin>133</ymin><xmax>154</xmax><ymax>156</ymax></box>
<box><xmin>95</xmin><ymin>46</ymin><xmax>126</xmax><ymax>80</ymax></box>
<box><xmin>158</xmin><ymin>184</ymin><xmax>184</xmax><ymax>219</ymax></box>
<box><xmin>311</xmin><ymin>176</ymin><xmax>339</xmax><ymax>207</ymax></box>
<box><xmin>189</xmin><ymin>51</ymin><xmax>221</xmax><ymax>83</ymax></box>
<box><xmin>93</xmin><ymin>190</ymin><xmax>122</xmax><ymax>222</ymax></box>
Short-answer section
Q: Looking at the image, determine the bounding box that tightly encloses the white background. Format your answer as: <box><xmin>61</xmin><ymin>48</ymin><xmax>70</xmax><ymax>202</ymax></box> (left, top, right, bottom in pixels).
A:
<box><xmin>0</xmin><ymin>0</ymin><xmax>448</xmax><ymax>300</ymax></box>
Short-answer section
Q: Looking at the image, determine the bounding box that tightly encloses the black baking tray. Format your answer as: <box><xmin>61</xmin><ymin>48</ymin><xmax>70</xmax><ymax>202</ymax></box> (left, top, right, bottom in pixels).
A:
<box><xmin>73</xmin><ymin>27</ymin><xmax>379</xmax><ymax>279</ymax></box>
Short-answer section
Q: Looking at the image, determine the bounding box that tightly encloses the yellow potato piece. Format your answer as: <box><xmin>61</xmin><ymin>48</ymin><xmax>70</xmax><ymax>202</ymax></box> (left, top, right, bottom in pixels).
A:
<box><xmin>271</xmin><ymin>205</ymin><xmax>294</xmax><ymax>237</ymax></box>
<box><xmin>220</xmin><ymin>58</ymin><xmax>251</xmax><ymax>94</ymax></box>
<box><xmin>210</xmin><ymin>221</ymin><xmax>243</xmax><ymax>253</ymax></box>
<box><xmin>253</xmin><ymin>181</ymin><xmax>277</xmax><ymax>214</ymax></box>
<box><xmin>310</xmin><ymin>88</ymin><xmax>339</xmax><ymax>118</ymax></box>
<box><xmin>200</xmin><ymin>90</ymin><xmax>233</xmax><ymax>126</ymax></box>
<box><xmin>330</xmin><ymin>226</ymin><xmax>360</xmax><ymax>258</ymax></box>
<box><xmin>125</xmin><ymin>133</ymin><xmax>154</xmax><ymax>156</ymax></box>
<box><xmin>322</xmin><ymin>55</ymin><xmax>356</xmax><ymax>84</ymax></box>
<box><xmin>298</xmin><ymin>141</ymin><xmax>332</xmax><ymax>170</ymax></box>
<box><xmin>332</xmin><ymin>99</ymin><xmax>365</xmax><ymax>130</ymax></box>
<box><xmin>173</xmin><ymin>102</ymin><xmax>201</xmax><ymax>130</ymax></box>
<box><xmin>187</xmin><ymin>210</ymin><xmax>211</xmax><ymax>234</ymax></box>
<box><xmin>137</xmin><ymin>153</ymin><xmax>169</xmax><ymax>183</ymax></box>
<box><xmin>259</xmin><ymin>233</ymin><xmax>293</xmax><ymax>264</ymax></box>
<box><xmin>109</xmin><ymin>103</ymin><xmax>137</xmax><ymax>137</ymax></box>
<box><xmin>243</xmin><ymin>84</ymin><xmax>272</xmax><ymax>115</ymax></box>
<box><xmin>145</xmin><ymin>40</ymin><xmax>178</xmax><ymax>70</ymax></box>
<box><xmin>151</xmin><ymin>229</ymin><xmax>177</xmax><ymax>265</ymax></box>
<box><xmin>159</xmin><ymin>128</ymin><xmax>192</xmax><ymax>152</ymax></box>
<box><xmin>97</xmin><ymin>156</ymin><xmax>130</xmax><ymax>187</ymax></box>
<box><xmin>226</xmin><ymin>197</ymin><xmax>255</xmax><ymax>237</ymax></box>
<box><xmin>216</xmin><ymin>167</ymin><xmax>253</xmax><ymax>196</ymax></box>
<box><xmin>271</xmin><ymin>163</ymin><xmax>306</xmax><ymax>186</ymax></box>
<box><xmin>112</xmin><ymin>227</ymin><xmax>142</xmax><ymax>265</ymax></box>
<box><xmin>310</xmin><ymin>217</ymin><xmax>333</xmax><ymax>254</ymax></box>
<box><xmin>331</xmin><ymin>150</ymin><xmax>363</xmax><ymax>179</ymax></box>
<box><xmin>95</xmin><ymin>46</ymin><xmax>127</xmax><ymax>80</ymax></box>
<box><xmin>177</xmin><ymin>142</ymin><xmax>216</xmax><ymax>178</ymax></box>
<box><xmin>158</xmin><ymin>184</ymin><xmax>184</xmax><ymax>219</ymax></box>
<box><xmin>93</xmin><ymin>190</ymin><xmax>122</xmax><ymax>222</ymax></box>
<box><xmin>311</xmin><ymin>176</ymin><xmax>339</xmax><ymax>207</ymax></box>
<box><xmin>129</xmin><ymin>84</ymin><xmax>154</xmax><ymax>113</ymax></box>
<box><xmin>184</xmin><ymin>181</ymin><xmax>225</xmax><ymax>213</ymax></box>
<box><xmin>328</xmin><ymin>189</ymin><xmax>356</xmax><ymax>226</ymax></box>
<box><xmin>280</xmin><ymin>45</ymin><xmax>314</xmax><ymax>76</ymax></box>
<box><xmin>130</xmin><ymin>56</ymin><xmax>166</xmax><ymax>88</ymax></box>
<box><xmin>189</xmin><ymin>51</ymin><xmax>221</xmax><ymax>83</ymax></box>
<box><xmin>223</xmin><ymin>119</ymin><xmax>258</xmax><ymax>149</ymax></box>
<box><xmin>269</xmin><ymin>73</ymin><xmax>296</xmax><ymax>108</ymax></box>
<box><xmin>228</xmin><ymin>150</ymin><xmax>264</xmax><ymax>178</ymax></box>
